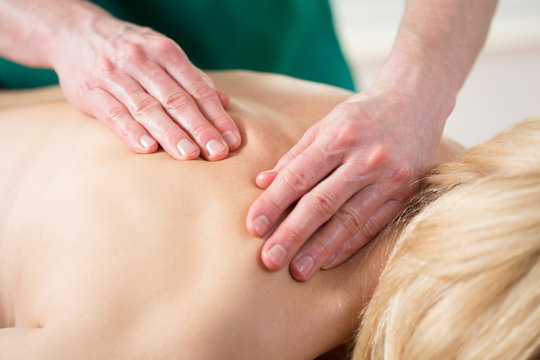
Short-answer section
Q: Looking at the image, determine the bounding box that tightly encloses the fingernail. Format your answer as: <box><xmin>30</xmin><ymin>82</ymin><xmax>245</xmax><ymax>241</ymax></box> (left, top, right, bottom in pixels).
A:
<box><xmin>140</xmin><ymin>135</ymin><xmax>156</xmax><ymax>149</ymax></box>
<box><xmin>253</xmin><ymin>215</ymin><xmax>270</xmax><ymax>236</ymax></box>
<box><xmin>256</xmin><ymin>170</ymin><xmax>276</xmax><ymax>181</ymax></box>
<box><xmin>222</xmin><ymin>131</ymin><xmax>238</xmax><ymax>147</ymax></box>
<box><xmin>294</xmin><ymin>255</ymin><xmax>314</xmax><ymax>277</ymax></box>
<box><xmin>205</xmin><ymin>139</ymin><xmax>226</xmax><ymax>156</ymax></box>
<box><xmin>267</xmin><ymin>244</ymin><xmax>288</xmax><ymax>267</ymax></box>
<box><xmin>256</xmin><ymin>170</ymin><xmax>277</xmax><ymax>188</ymax></box>
<box><xmin>177</xmin><ymin>139</ymin><xmax>198</xmax><ymax>157</ymax></box>
<box><xmin>322</xmin><ymin>253</ymin><xmax>336</xmax><ymax>269</ymax></box>
<box><xmin>260</xmin><ymin>169</ymin><xmax>276</xmax><ymax>176</ymax></box>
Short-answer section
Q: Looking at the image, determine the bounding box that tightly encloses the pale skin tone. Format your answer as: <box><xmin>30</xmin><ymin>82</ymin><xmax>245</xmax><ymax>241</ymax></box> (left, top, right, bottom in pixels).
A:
<box><xmin>247</xmin><ymin>0</ymin><xmax>499</xmax><ymax>280</ymax></box>
<box><xmin>0</xmin><ymin>71</ymin><xmax>463</xmax><ymax>359</ymax></box>
<box><xmin>0</xmin><ymin>0</ymin><xmax>241</xmax><ymax>160</ymax></box>
<box><xmin>0</xmin><ymin>0</ymin><xmax>496</xmax><ymax>281</ymax></box>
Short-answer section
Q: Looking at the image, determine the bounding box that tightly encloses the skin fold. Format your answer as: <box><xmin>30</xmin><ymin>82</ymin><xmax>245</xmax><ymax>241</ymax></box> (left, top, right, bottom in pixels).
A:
<box><xmin>0</xmin><ymin>71</ymin><xmax>463</xmax><ymax>359</ymax></box>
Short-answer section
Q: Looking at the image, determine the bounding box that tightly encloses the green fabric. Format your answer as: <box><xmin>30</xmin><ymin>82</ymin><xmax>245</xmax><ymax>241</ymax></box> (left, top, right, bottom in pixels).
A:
<box><xmin>0</xmin><ymin>0</ymin><xmax>355</xmax><ymax>91</ymax></box>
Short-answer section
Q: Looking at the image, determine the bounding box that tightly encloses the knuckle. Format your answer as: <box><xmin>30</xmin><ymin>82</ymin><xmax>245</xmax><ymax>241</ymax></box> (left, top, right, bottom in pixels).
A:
<box><xmin>190</xmin><ymin>122</ymin><xmax>214</xmax><ymax>140</ymax></box>
<box><xmin>258</xmin><ymin>196</ymin><xmax>282</xmax><ymax>220</ymax></box>
<box><xmin>210</xmin><ymin>114</ymin><xmax>232</xmax><ymax>130</ymax></box>
<box><xmin>341</xmin><ymin>238</ymin><xmax>359</xmax><ymax>256</ymax></box>
<box><xmin>104</xmin><ymin>105</ymin><xmax>125</xmax><ymax>123</ymax></box>
<box><xmin>282</xmin><ymin>168</ymin><xmax>311</xmax><ymax>194</ymax></box>
<box><xmin>138</xmin><ymin>26</ymin><xmax>155</xmax><ymax>37</ymax></box>
<box><xmin>82</xmin><ymin>77</ymin><xmax>101</xmax><ymax>93</ymax></box>
<box><xmin>336</xmin><ymin>207</ymin><xmax>363</xmax><ymax>235</ymax></box>
<box><xmin>390</xmin><ymin>164</ymin><xmax>411</xmax><ymax>185</ymax></box>
<box><xmin>279</xmin><ymin>226</ymin><xmax>302</xmax><ymax>247</ymax></box>
<box><xmin>305</xmin><ymin>191</ymin><xmax>335</xmax><ymax>217</ymax></box>
<box><xmin>362</xmin><ymin>216</ymin><xmax>382</xmax><ymax>240</ymax></box>
<box><xmin>160</xmin><ymin>124</ymin><xmax>180</xmax><ymax>141</ymax></box>
<box><xmin>333</xmin><ymin>122</ymin><xmax>359</xmax><ymax>148</ymax></box>
<box><xmin>134</xmin><ymin>97</ymin><xmax>161</xmax><ymax>117</ymax></box>
<box><xmin>309</xmin><ymin>240</ymin><xmax>333</xmax><ymax>259</ymax></box>
<box><xmin>118</xmin><ymin>42</ymin><xmax>146</xmax><ymax>65</ymax></box>
<box><xmin>191</xmin><ymin>83</ymin><xmax>215</xmax><ymax>101</ymax></box>
<box><xmin>104</xmin><ymin>106</ymin><xmax>128</xmax><ymax>135</ymax></box>
<box><xmin>154</xmin><ymin>36</ymin><xmax>180</xmax><ymax>55</ymax></box>
<box><xmin>96</xmin><ymin>56</ymin><xmax>116</xmax><ymax>75</ymax></box>
<box><xmin>163</xmin><ymin>91</ymin><xmax>193</xmax><ymax>110</ymax></box>
<box><xmin>364</xmin><ymin>143</ymin><xmax>390</xmax><ymax>170</ymax></box>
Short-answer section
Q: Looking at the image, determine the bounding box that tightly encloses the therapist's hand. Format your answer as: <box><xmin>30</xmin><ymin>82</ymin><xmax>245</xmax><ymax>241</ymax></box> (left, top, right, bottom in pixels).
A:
<box><xmin>247</xmin><ymin>86</ymin><xmax>447</xmax><ymax>281</ymax></box>
<box><xmin>51</xmin><ymin>9</ymin><xmax>240</xmax><ymax>161</ymax></box>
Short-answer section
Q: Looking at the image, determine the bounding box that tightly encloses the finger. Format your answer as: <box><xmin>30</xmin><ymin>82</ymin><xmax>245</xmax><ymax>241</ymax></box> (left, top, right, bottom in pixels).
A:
<box><xmin>321</xmin><ymin>199</ymin><xmax>402</xmax><ymax>270</ymax></box>
<box><xmin>124</xmin><ymin>63</ymin><xmax>229</xmax><ymax>160</ymax></box>
<box><xmin>247</xmin><ymin>142</ymin><xmax>338</xmax><ymax>239</ymax></box>
<box><xmin>262</xmin><ymin>163</ymin><xmax>378</xmax><ymax>276</ymax></box>
<box><xmin>290</xmin><ymin>183</ymin><xmax>393</xmax><ymax>280</ymax></box>
<box><xmin>102</xmin><ymin>73</ymin><xmax>201</xmax><ymax>160</ymax></box>
<box><xmin>217</xmin><ymin>90</ymin><xmax>230</xmax><ymax>109</ymax></box>
<box><xmin>248</xmin><ymin>158</ymin><xmax>344</xmax><ymax>256</ymax></box>
<box><xmin>86</xmin><ymin>87</ymin><xmax>158</xmax><ymax>154</ymax></box>
<box><xmin>178</xmin><ymin>68</ymin><xmax>241</xmax><ymax>150</ymax></box>
<box><xmin>195</xmin><ymin>68</ymin><xmax>230</xmax><ymax>109</ymax></box>
<box><xmin>195</xmin><ymin>67</ymin><xmax>217</xmax><ymax>89</ymax></box>
<box><xmin>255</xmin><ymin>169</ymin><xmax>279</xmax><ymax>189</ymax></box>
<box><xmin>198</xmin><ymin>69</ymin><xmax>229</xmax><ymax>108</ymax></box>
<box><xmin>160</xmin><ymin>56</ymin><xmax>241</xmax><ymax>152</ymax></box>
<box><xmin>255</xmin><ymin>126</ymin><xmax>319</xmax><ymax>189</ymax></box>
<box><xmin>274</xmin><ymin>126</ymin><xmax>320</xmax><ymax>172</ymax></box>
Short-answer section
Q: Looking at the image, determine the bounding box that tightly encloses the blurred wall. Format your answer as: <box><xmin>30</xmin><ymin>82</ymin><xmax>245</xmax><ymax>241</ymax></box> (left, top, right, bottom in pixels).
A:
<box><xmin>331</xmin><ymin>0</ymin><xmax>540</xmax><ymax>147</ymax></box>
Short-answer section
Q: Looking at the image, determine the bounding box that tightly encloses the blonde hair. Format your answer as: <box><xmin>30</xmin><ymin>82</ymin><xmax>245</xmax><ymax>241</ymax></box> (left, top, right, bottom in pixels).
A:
<box><xmin>353</xmin><ymin>119</ymin><xmax>540</xmax><ymax>360</ymax></box>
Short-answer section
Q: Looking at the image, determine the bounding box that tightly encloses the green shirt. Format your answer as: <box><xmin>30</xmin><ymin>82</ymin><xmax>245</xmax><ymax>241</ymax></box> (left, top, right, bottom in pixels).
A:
<box><xmin>0</xmin><ymin>0</ymin><xmax>354</xmax><ymax>90</ymax></box>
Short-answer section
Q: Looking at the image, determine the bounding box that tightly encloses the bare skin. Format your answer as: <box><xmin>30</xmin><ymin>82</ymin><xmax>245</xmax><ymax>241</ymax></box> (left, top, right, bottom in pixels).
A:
<box><xmin>1</xmin><ymin>0</ymin><xmax>494</xmax><ymax>280</ymax></box>
<box><xmin>0</xmin><ymin>0</ymin><xmax>240</xmax><ymax>160</ymax></box>
<box><xmin>0</xmin><ymin>71</ymin><xmax>463</xmax><ymax>359</ymax></box>
<box><xmin>247</xmin><ymin>0</ymin><xmax>498</xmax><ymax>280</ymax></box>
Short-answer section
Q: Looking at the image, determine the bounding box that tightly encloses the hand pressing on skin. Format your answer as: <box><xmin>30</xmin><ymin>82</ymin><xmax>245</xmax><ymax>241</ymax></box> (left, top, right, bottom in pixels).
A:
<box><xmin>246</xmin><ymin>85</ymin><xmax>450</xmax><ymax>281</ymax></box>
<box><xmin>55</xmin><ymin>6</ymin><xmax>241</xmax><ymax>160</ymax></box>
<box><xmin>1</xmin><ymin>0</ymin><xmax>241</xmax><ymax>160</ymax></box>
<box><xmin>245</xmin><ymin>0</ymin><xmax>498</xmax><ymax>281</ymax></box>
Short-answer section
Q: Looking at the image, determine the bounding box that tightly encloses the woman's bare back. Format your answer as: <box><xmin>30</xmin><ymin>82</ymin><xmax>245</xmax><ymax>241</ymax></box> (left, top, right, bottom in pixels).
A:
<box><xmin>0</xmin><ymin>71</ymin><xmax>462</xmax><ymax>359</ymax></box>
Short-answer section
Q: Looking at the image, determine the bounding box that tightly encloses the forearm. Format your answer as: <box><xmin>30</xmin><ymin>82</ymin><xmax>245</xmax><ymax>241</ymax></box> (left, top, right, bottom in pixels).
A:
<box><xmin>0</xmin><ymin>0</ymin><xmax>114</xmax><ymax>68</ymax></box>
<box><xmin>372</xmin><ymin>0</ymin><xmax>498</xmax><ymax>126</ymax></box>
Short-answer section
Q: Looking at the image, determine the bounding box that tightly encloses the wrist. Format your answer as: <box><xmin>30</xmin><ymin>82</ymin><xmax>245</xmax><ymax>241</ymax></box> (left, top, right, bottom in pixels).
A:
<box><xmin>370</xmin><ymin>47</ymin><xmax>457</xmax><ymax>131</ymax></box>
